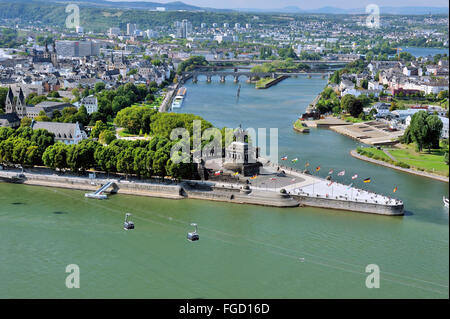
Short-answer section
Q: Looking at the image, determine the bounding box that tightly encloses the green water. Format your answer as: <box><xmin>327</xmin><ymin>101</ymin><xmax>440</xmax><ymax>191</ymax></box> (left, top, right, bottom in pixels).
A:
<box><xmin>1</xmin><ymin>75</ymin><xmax>448</xmax><ymax>298</ymax></box>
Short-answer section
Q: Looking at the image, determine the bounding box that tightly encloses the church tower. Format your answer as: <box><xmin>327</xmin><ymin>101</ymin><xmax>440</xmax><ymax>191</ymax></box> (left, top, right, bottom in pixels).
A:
<box><xmin>51</xmin><ymin>40</ymin><xmax>58</xmax><ymax>68</ymax></box>
<box><xmin>15</xmin><ymin>88</ymin><xmax>27</xmax><ymax>119</ymax></box>
<box><xmin>5</xmin><ymin>87</ymin><xmax>16</xmax><ymax>114</ymax></box>
<box><xmin>43</xmin><ymin>42</ymin><xmax>50</xmax><ymax>60</ymax></box>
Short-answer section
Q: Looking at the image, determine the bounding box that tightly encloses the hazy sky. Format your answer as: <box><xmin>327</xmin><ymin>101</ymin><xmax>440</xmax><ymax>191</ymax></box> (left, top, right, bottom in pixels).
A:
<box><xmin>110</xmin><ymin>0</ymin><xmax>450</xmax><ymax>9</ymax></box>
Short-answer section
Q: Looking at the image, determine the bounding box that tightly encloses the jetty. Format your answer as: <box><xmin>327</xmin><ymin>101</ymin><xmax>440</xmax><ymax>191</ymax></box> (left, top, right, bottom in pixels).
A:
<box><xmin>85</xmin><ymin>181</ymin><xmax>119</xmax><ymax>199</ymax></box>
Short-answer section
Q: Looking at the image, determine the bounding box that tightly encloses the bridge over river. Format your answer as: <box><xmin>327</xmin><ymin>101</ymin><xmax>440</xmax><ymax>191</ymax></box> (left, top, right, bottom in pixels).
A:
<box><xmin>181</xmin><ymin>70</ymin><xmax>331</xmax><ymax>83</ymax></box>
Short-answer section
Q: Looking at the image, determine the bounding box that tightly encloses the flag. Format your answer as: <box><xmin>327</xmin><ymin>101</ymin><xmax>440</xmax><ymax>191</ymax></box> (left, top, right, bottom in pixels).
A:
<box><xmin>305</xmin><ymin>162</ymin><xmax>310</xmax><ymax>167</ymax></box>
<box><xmin>233</xmin><ymin>172</ymin><xmax>239</xmax><ymax>176</ymax></box>
<box><xmin>250</xmin><ymin>175</ymin><xmax>257</xmax><ymax>180</ymax></box>
<box><xmin>292</xmin><ymin>158</ymin><xmax>298</xmax><ymax>163</ymax></box>
<box><xmin>214</xmin><ymin>171</ymin><xmax>221</xmax><ymax>176</ymax></box>
<box><xmin>352</xmin><ymin>174</ymin><xmax>358</xmax><ymax>180</ymax></box>
<box><xmin>347</xmin><ymin>183</ymin><xmax>353</xmax><ymax>189</ymax></box>
<box><xmin>393</xmin><ymin>186</ymin><xmax>398</xmax><ymax>193</ymax></box>
<box><xmin>363</xmin><ymin>178</ymin><xmax>371</xmax><ymax>183</ymax></box>
<box><xmin>316</xmin><ymin>166</ymin><xmax>321</xmax><ymax>172</ymax></box>
<box><xmin>338</xmin><ymin>170</ymin><xmax>345</xmax><ymax>176</ymax></box>
<box><xmin>281</xmin><ymin>156</ymin><xmax>288</xmax><ymax>161</ymax></box>
<box><xmin>327</xmin><ymin>181</ymin><xmax>334</xmax><ymax>187</ymax></box>
<box><xmin>328</xmin><ymin>169</ymin><xmax>334</xmax><ymax>175</ymax></box>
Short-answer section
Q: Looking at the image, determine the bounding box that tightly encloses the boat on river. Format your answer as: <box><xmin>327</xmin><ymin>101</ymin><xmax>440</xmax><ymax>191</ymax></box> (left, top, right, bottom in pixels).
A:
<box><xmin>444</xmin><ymin>196</ymin><xmax>449</xmax><ymax>208</ymax></box>
<box><xmin>171</xmin><ymin>87</ymin><xmax>187</xmax><ymax>109</ymax></box>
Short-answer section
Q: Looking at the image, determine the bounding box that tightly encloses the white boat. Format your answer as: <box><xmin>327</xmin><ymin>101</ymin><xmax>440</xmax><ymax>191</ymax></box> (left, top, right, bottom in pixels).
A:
<box><xmin>171</xmin><ymin>87</ymin><xmax>186</xmax><ymax>109</ymax></box>
<box><xmin>444</xmin><ymin>196</ymin><xmax>449</xmax><ymax>208</ymax></box>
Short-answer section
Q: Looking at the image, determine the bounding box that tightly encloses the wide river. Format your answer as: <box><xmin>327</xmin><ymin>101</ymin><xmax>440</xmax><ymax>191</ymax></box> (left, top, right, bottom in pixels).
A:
<box><xmin>1</xmin><ymin>75</ymin><xmax>448</xmax><ymax>298</ymax></box>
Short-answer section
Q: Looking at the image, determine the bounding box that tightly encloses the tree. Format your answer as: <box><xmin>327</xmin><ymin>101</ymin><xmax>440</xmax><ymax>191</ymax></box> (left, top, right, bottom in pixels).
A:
<box><xmin>0</xmin><ymin>87</ymin><xmax>8</xmax><ymax>112</ymax></box>
<box><xmin>66</xmin><ymin>140</ymin><xmax>99</xmax><ymax>172</ymax></box>
<box><xmin>407</xmin><ymin>111</ymin><xmax>442</xmax><ymax>152</ymax></box>
<box><xmin>94</xmin><ymin>82</ymin><xmax>106</xmax><ymax>93</ymax></box>
<box><xmin>35</xmin><ymin>110</ymin><xmax>51</xmax><ymax>122</ymax></box>
<box><xmin>71</xmin><ymin>88</ymin><xmax>80</xmax><ymax>100</ymax></box>
<box><xmin>114</xmin><ymin>105</ymin><xmax>156</xmax><ymax>135</ymax></box>
<box><xmin>117</xmin><ymin>148</ymin><xmax>135</xmax><ymax>178</ymax></box>
<box><xmin>42</xmin><ymin>143</ymin><xmax>68</xmax><ymax>170</ymax></box>
<box><xmin>20</xmin><ymin>117</ymin><xmax>32</xmax><ymax>127</ymax></box>
<box><xmin>425</xmin><ymin>115</ymin><xmax>443</xmax><ymax>150</ymax></box>
<box><xmin>99</xmin><ymin>130</ymin><xmax>116</xmax><ymax>145</ymax></box>
<box><xmin>91</xmin><ymin>120</ymin><xmax>108</xmax><ymax>138</ymax></box>
<box><xmin>347</xmin><ymin>99</ymin><xmax>363</xmax><ymax>117</ymax></box>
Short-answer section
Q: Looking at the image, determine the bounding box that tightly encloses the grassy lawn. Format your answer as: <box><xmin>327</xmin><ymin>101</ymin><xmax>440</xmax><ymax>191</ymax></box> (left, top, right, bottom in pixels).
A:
<box><xmin>393</xmin><ymin>99</ymin><xmax>442</xmax><ymax>109</ymax></box>
<box><xmin>131</xmin><ymin>95</ymin><xmax>164</xmax><ymax>109</ymax></box>
<box><xmin>341</xmin><ymin>114</ymin><xmax>366</xmax><ymax>123</ymax></box>
<box><xmin>117</xmin><ymin>129</ymin><xmax>137</xmax><ymax>137</ymax></box>
<box><xmin>362</xmin><ymin>147</ymin><xmax>392</xmax><ymax>161</ymax></box>
<box><xmin>388</xmin><ymin>144</ymin><xmax>449</xmax><ymax>175</ymax></box>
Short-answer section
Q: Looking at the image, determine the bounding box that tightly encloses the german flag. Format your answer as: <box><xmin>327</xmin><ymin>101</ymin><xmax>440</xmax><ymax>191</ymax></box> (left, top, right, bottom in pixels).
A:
<box><xmin>393</xmin><ymin>186</ymin><xmax>397</xmax><ymax>193</ymax></box>
<box><xmin>363</xmin><ymin>177</ymin><xmax>371</xmax><ymax>183</ymax></box>
<box><xmin>316</xmin><ymin>166</ymin><xmax>321</xmax><ymax>172</ymax></box>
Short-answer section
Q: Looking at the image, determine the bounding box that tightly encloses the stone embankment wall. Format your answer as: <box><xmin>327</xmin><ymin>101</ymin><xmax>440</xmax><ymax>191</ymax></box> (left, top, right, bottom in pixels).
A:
<box><xmin>292</xmin><ymin>194</ymin><xmax>404</xmax><ymax>215</ymax></box>
<box><xmin>1</xmin><ymin>170</ymin><xmax>403</xmax><ymax>215</ymax></box>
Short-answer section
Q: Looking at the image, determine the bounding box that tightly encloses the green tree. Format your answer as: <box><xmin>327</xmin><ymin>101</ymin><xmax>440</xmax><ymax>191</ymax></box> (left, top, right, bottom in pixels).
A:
<box><xmin>99</xmin><ymin>130</ymin><xmax>116</xmax><ymax>145</ymax></box>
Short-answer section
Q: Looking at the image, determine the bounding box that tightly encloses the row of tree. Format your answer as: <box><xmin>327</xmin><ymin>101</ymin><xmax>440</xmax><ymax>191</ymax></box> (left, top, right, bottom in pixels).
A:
<box><xmin>0</xmin><ymin>125</ymin><xmax>197</xmax><ymax>180</ymax></box>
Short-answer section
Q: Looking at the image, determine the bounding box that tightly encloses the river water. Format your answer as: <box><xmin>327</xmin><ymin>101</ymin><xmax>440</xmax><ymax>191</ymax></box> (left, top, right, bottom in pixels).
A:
<box><xmin>1</xmin><ymin>75</ymin><xmax>448</xmax><ymax>298</ymax></box>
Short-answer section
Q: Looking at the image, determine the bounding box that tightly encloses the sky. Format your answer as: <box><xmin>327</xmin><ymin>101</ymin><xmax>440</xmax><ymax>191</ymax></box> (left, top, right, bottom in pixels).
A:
<box><xmin>110</xmin><ymin>0</ymin><xmax>450</xmax><ymax>10</ymax></box>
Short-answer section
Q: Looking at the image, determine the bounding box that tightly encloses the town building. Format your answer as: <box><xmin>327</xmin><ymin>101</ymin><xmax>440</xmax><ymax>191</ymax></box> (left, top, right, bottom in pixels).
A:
<box><xmin>31</xmin><ymin>121</ymin><xmax>87</xmax><ymax>145</ymax></box>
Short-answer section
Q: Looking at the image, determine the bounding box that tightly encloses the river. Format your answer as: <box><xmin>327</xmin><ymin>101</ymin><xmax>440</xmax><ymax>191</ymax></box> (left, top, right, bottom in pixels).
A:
<box><xmin>401</xmin><ymin>47</ymin><xmax>449</xmax><ymax>57</ymax></box>
<box><xmin>0</xmin><ymin>75</ymin><xmax>448</xmax><ymax>298</ymax></box>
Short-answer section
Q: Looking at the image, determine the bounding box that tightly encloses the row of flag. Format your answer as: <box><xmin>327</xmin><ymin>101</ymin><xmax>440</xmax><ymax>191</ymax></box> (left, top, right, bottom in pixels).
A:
<box><xmin>280</xmin><ymin>155</ymin><xmax>397</xmax><ymax>193</ymax></box>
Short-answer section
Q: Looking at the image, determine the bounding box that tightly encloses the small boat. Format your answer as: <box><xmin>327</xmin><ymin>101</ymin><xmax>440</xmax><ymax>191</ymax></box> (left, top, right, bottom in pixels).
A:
<box><xmin>444</xmin><ymin>196</ymin><xmax>449</xmax><ymax>208</ymax></box>
<box><xmin>123</xmin><ymin>213</ymin><xmax>135</xmax><ymax>230</ymax></box>
<box><xmin>187</xmin><ymin>223</ymin><xmax>199</xmax><ymax>241</ymax></box>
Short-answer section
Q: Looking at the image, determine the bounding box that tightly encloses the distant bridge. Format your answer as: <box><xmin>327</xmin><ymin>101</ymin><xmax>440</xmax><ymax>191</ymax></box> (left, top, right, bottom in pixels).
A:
<box><xmin>208</xmin><ymin>59</ymin><xmax>354</xmax><ymax>66</ymax></box>
<box><xmin>181</xmin><ymin>71</ymin><xmax>331</xmax><ymax>83</ymax></box>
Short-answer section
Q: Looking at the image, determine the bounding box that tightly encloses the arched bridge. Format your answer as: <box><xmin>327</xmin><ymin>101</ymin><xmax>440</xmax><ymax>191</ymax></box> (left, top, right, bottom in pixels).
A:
<box><xmin>181</xmin><ymin>71</ymin><xmax>330</xmax><ymax>83</ymax></box>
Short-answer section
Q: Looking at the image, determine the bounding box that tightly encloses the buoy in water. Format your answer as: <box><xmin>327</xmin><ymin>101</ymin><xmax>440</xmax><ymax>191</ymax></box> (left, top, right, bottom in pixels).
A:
<box><xmin>187</xmin><ymin>223</ymin><xmax>199</xmax><ymax>241</ymax></box>
<box><xmin>123</xmin><ymin>213</ymin><xmax>135</xmax><ymax>230</ymax></box>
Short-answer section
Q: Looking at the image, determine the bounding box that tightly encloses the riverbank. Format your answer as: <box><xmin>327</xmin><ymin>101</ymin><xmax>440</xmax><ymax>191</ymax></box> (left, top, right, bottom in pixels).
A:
<box><xmin>350</xmin><ymin>149</ymin><xmax>449</xmax><ymax>183</ymax></box>
<box><xmin>0</xmin><ymin>165</ymin><xmax>404</xmax><ymax>215</ymax></box>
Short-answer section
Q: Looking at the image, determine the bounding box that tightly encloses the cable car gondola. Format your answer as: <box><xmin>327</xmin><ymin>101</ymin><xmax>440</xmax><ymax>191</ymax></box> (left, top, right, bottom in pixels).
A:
<box><xmin>187</xmin><ymin>223</ymin><xmax>199</xmax><ymax>241</ymax></box>
<box><xmin>123</xmin><ymin>213</ymin><xmax>135</xmax><ymax>230</ymax></box>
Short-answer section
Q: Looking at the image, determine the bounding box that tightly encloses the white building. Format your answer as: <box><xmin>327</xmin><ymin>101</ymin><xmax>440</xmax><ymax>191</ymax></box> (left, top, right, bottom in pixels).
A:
<box><xmin>79</xmin><ymin>95</ymin><xmax>98</xmax><ymax>114</ymax></box>
<box><xmin>439</xmin><ymin>116</ymin><xmax>449</xmax><ymax>139</ymax></box>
